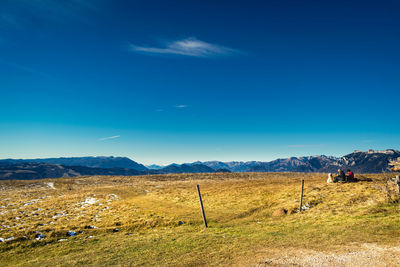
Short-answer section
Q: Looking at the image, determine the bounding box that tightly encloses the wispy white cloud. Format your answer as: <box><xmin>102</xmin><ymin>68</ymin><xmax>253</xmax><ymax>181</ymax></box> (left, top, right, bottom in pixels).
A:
<box><xmin>99</xmin><ymin>135</ymin><xmax>120</xmax><ymax>141</ymax></box>
<box><xmin>131</xmin><ymin>37</ymin><xmax>239</xmax><ymax>57</ymax></box>
<box><xmin>175</xmin><ymin>105</ymin><xmax>187</xmax><ymax>108</ymax></box>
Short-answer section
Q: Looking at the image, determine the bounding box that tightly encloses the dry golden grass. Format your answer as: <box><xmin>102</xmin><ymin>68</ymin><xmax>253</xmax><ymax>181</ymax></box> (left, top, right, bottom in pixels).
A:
<box><xmin>0</xmin><ymin>172</ymin><xmax>399</xmax><ymax>266</ymax></box>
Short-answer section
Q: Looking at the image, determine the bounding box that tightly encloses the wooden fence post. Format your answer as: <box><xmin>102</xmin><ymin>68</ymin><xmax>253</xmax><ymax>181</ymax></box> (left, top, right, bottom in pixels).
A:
<box><xmin>196</xmin><ymin>184</ymin><xmax>208</xmax><ymax>228</ymax></box>
<box><xmin>299</xmin><ymin>180</ymin><xmax>304</xmax><ymax>212</ymax></box>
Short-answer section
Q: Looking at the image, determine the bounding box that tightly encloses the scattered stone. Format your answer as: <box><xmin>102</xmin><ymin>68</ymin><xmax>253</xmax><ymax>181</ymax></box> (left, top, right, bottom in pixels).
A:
<box><xmin>0</xmin><ymin>238</ymin><xmax>4</xmax><ymax>242</ymax></box>
<box><xmin>107</xmin><ymin>194</ymin><xmax>120</xmax><ymax>202</ymax></box>
<box><xmin>115</xmin><ymin>222</ymin><xmax>121</xmax><ymax>226</ymax></box>
<box><xmin>88</xmin><ymin>236</ymin><xmax>94</xmax><ymax>238</ymax></box>
<box><xmin>84</xmin><ymin>225</ymin><xmax>98</xmax><ymax>229</ymax></box>
<box><xmin>5</xmin><ymin>237</ymin><xmax>15</xmax><ymax>242</ymax></box>
<box><xmin>35</xmin><ymin>234</ymin><xmax>46</xmax><ymax>240</ymax></box>
<box><xmin>58</xmin><ymin>239</ymin><xmax>68</xmax><ymax>242</ymax></box>
<box><xmin>52</xmin><ymin>213</ymin><xmax>66</xmax><ymax>218</ymax></box>
<box><xmin>178</xmin><ymin>221</ymin><xmax>185</xmax><ymax>225</ymax></box>
<box><xmin>300</xmin><ymin>203</ymin><xmax>312</xmax><ymax>211</ymax></box>
<box><xmin>81</xmin><ymin>197</ymin><xmax>98</xmax><ymax>207</ymax></box>
<box><xmin>45</xmin><ymin>182</ymin><xmax>56</xmax><ymax>189</ymax></box>
<box><xmin>67</xmin><ymin>231</ymin><xmax>76</xmax><ymax>237</ymax></box>
<box><xmin>113</xmin><ymin>228</ymin><xmax>119</xmax><ymax>232</ymax></box>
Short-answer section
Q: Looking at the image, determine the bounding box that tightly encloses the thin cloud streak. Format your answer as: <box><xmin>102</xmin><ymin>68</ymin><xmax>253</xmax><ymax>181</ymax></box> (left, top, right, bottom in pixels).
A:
<box><xmin>131</xmin><ymin>37</ymin><xmax>240</xmax><ymax>57</ymax></box>
<box><xmin>175</xmin><ymin>105</ymin><xmax>187</xmax><ymax>108</ymax></box>
<box><xmin>99</xmin><ymin>135</ymin><xmax>120</xmax><ymax>141</ymax></box>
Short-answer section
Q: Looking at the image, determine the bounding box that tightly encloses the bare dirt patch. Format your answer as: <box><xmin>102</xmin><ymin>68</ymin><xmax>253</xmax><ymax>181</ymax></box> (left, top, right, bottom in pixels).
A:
<box><xmin>253</xmin><ymin>243</ymin><xmax>400</xmax><ymax>267</ymax></box>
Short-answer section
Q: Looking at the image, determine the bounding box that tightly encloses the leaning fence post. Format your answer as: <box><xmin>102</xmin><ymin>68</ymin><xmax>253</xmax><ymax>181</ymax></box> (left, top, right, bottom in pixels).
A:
<box><xmin>196</xmin><ymin>184</ymin><xmax>208</xmax><ymax>228</ymax></box>
<box><xmin>299</xmin><ymin>180</ymin><xmax>304</xmax><ymax>212</ymax></box>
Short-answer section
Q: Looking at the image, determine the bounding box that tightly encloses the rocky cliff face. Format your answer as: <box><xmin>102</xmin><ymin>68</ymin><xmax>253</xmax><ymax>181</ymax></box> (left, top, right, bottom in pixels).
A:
<box><xmin>191</xmin><ymin>150</ymin><xmax>400</xmax><ymax>173</ymax></box>
<box><xmin>247</xmin><ymin>156</ymin><xmax>338</xmax><ymax>173</ymax></box>
<box><xmin>320</xmin><ymin>149</ymin><xmax>400</xmax><ymax>173</ymax></box>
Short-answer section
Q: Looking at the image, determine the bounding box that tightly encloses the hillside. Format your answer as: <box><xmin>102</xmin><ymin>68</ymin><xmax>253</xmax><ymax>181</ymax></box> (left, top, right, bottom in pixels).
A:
<box><xmin>247</xmin><ymin>155</ymin><xmax>337</xmax><ymax>172</ymax></box>
<box><xmin>192</xmin><ymin>149</ymin><xmax>400</xmax><ymax>173</ymax></box>
<box><xmin>159</xmin><ymin>163</ymin><xmax>215</xmax><ymax>173</ymax></box>
<box><xmin>0</xmin><ymin>173</ymin><xmax>399</xmax><ymax>266</ymax></box>
<box><xmin>1</xmin><ymin>149</ymin><xmax>400</xmax><ymax>180</ymax></box>
<box><xmin>0</xmin><ymin>162</ymin><xmax>146</xmax><ymax>180</ymax></box>
<box><xmin>320</xmin><ymin>149</ymin><xmax>400</xmax><ymax>173</ymax></box>
<box><xmin>192</xmin><ymin>161</ymin><xmax>261</xmax><ymax>172</ymax></box>
<box><xmin>0</xmin><ymin>156</ymin><xmax>148</xmax><ymax>171</ymax></box>
<box><xmin>0</xmin><ymin>162</ymin><xmax>216</xmax><ymax>180</ymax></box>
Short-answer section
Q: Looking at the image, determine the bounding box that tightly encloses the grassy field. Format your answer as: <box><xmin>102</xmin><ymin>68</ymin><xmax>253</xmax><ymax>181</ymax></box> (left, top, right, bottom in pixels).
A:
<box><xmin>1</xmin><ymin>172</ymin><xmax>400</xmax><ymax>266</ymax></box>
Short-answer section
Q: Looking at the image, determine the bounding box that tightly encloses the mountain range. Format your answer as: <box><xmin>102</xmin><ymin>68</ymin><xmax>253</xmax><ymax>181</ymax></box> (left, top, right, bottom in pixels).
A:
<box><xmin>0</xmin><ymin>162</ymin><xmax>145</xmax><ymax>180</ymax></box>
<box><xmin>0</xmin><ymin>156</ymin><xmax>148</xmax><ymax>171</ymax></box>
<box><xmin>1</xmin><ymin>149</ymin><xmax>399</xmax><ymax>180</ymax></box>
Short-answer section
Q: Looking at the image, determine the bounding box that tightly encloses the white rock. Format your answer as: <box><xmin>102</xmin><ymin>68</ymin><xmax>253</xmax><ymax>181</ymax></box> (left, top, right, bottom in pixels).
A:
<box><xmin>46</xmin><ymin>182</ymin><xmax>56</xmax><ymax>189</ymax></box>
<box><xmin>81</xmin><ymin>197</ymin><xmax>98</xmax><ymax>206</ymax></box>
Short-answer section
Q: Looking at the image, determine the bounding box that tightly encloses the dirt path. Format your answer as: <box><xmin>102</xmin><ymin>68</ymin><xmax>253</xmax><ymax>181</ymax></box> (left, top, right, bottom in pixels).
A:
<box><xmin>250</xmin><ymin>243</ymin><xmax>400</xmax><ymax>266</ymax></box>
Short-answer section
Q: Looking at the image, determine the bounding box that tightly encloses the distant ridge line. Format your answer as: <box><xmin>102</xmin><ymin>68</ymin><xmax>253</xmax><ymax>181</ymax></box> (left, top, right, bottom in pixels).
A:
<box><xmin>1</xmin><ymin>149</ymin><xmax>400</xmax><ymax>180</ymax></box>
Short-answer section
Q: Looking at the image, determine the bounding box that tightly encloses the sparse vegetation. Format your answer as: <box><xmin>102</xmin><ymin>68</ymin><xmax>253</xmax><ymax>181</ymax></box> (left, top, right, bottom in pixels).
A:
<box><xmin>390</xmin><ymin>157</ymin><xmax>400</xmax><ymax>171</ymax></box>
<box><xmin>1</xmin><ymin>172</ymin><xmax>400</xmax><ymax>266</ymax></box>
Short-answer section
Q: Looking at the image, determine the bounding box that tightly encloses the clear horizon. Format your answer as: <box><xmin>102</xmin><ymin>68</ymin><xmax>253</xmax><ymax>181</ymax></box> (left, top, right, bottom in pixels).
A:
<box><xmin>1</xmin><ymin>1</ymin><xmax>400</xmax><ymax>165</ymax></box>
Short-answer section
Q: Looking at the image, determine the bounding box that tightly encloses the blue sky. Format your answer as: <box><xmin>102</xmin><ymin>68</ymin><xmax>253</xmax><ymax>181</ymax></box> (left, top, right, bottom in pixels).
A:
<box><xmin>1</xmin><ymin>0</ymin><xmax>400</xmax><ymax>164</ymax></box>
